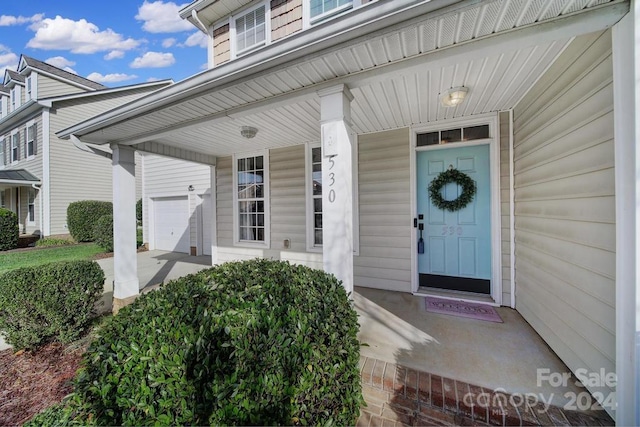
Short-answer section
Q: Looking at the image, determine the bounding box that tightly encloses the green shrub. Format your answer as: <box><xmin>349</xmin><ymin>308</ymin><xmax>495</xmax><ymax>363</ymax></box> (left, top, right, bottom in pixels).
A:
<box><xmin>36</xmin><ymin>237</ymin><xmax>75</xmax><ymax>247</ymax></box>
<box><xmin>67</xmin><ymin>259</ymin><xmax>362</xmax><ymax>425</ymax></box>
<box><xmin>24</xmin><ymin>398</ymin><xmax>87</xmax><ymax>427</ymax></box>
<box><xmin>93</xmin><ymin>215</ymin><xmax>113</xmax><ymax>252</ymax></box>
<box><xmin>67</xmin><ymin>201</ymin><xmax>112</xmax><ymax>242</ymax></box>
<box><xmin>0</xmin><ymin>260</ymin><xmax>105</xmax><ymax>350</ymax></box>
<box><xmin>136</xmin><ymin>198</ymin><xmax>142</xmax><ymax>226</ymax></box>
<box><xmin>0</xmin><ymin>208</ymin><xmax>19</xmax><ymax>251</ymax></box>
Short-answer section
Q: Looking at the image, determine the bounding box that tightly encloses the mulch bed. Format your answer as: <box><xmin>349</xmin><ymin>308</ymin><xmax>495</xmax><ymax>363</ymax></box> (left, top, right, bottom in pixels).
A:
<box><xmin>0</xmin><ymin>342</ymin><xmax>85</xmax><ymax>425</ymax></box>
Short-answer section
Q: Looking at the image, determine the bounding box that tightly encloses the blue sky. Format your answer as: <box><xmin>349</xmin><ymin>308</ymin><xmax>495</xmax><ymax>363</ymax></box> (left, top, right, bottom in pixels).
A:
<box><xmin>0</xmin><ymin>1</ymin><xmax>208</xmax><ymax>86</ymax></box>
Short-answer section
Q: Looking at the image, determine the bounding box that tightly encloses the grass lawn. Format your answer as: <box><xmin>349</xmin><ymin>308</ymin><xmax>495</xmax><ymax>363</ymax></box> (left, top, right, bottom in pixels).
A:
<box><xmin>0</xmin><ymin>244</ymin><xmax>105</xmax><ymax>275</ymax></box>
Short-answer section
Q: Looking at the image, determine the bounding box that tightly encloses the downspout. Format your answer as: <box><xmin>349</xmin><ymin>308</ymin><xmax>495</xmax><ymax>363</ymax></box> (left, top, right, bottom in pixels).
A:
<box><xmin>191</xmin><ymin>10</ymin><xmax>208</xmax><ymax>33</ymax></box>
<box><xmin>509</xmin><ymin>109</ymin><xmax>516</xmax><ymax>309</ymax></box>
<box><xmin>32</xmin><ymin>183</ymin><xmax>42</xmax><ymax>240</ymax></box>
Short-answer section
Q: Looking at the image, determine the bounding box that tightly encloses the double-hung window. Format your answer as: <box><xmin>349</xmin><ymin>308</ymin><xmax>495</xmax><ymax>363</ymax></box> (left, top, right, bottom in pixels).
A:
<box><xmin>234</xmin><ymin>4</ymin><xmax>267</xmax><ymax>55</ymax></box>
<box><xmin>0</xmin><ymin>191</ymin><xmax>5</xmax><ymax>208</ymax></box>
<box><xmin>10</xmin><ymin>88</ymin><xmax>17</xmax><ymax>112</ymax></box>
<box><xmin>26</xmin><ymin>123</ymin><xmax>36</xmax><ymax>157</ymax></box>
<box><xmin>310</xmin><ymin>0</ymin><xmax>353</xmax><ymax>23</ymax></box>
<box><xmin>234</xmin><ymin>152</ymin><xmax>269</xmax><ymax>245</ymax></box>
<box><xmin>0</xmin><ymin>138</ymin><xmax>5</xmax><ymax>166</ymax></box>
<box><xmin>11</xmin><ymin>133</ymin><xmax>20</xmax><ymax>163</ymax></box>
<box><xmin>25</xmin><ymin>76</ymin><xmax>32</xmax><ymax>101</ymax></box>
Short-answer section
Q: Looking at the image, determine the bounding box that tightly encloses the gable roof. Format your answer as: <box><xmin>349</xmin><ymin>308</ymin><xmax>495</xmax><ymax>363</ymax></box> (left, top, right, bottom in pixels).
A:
<box><xmin>4</xmin><ymin>69</ymin><xmax>25</xmax><ymax>85</ymax></box>
<box><xmin>20</xmin><ymin>55</ymin><xmax>106</xmax><ymax>91</ymax></box>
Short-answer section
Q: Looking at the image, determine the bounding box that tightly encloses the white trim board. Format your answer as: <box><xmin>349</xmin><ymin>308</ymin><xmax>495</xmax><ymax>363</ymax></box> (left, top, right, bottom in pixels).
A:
<box><xmin>409</xmin><ymin>112</ymin><xmax>502</xmax><ymax>304</ymax></box>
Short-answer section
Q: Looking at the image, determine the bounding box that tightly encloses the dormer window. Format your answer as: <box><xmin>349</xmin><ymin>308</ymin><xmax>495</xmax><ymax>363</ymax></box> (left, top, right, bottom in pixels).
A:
<box><xmin>310</xmin><ymin>0</ymin><xmax>352</xmax><ymax>23</ymax></box>
<box><xmin>10</xmin><ymin>86</ymin><xmax>21</xmax><ymax>112</ymax></box>
<box><xmin>233</xmin><ymin>4</ymin><xmax>268</xmax><ymax>56</ymax></box>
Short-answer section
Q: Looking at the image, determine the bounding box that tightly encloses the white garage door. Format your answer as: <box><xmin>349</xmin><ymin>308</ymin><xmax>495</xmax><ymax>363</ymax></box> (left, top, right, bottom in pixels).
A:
<box><xmin>153</xmin><ymin>196</ymin><xmax>190</xmax><ymax>253</ymax></box>
<box><xmin>202</xmin><ymin>195</ymin><xmax>212</xmax><ymax>256</ymax></box>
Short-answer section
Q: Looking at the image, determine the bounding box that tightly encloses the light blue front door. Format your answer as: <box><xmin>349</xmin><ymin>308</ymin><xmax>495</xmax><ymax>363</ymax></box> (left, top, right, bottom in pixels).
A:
<box><xmin>416</xmin><ymin>144</ymin><xmax>491</xmax><ymax>294</ymax></box>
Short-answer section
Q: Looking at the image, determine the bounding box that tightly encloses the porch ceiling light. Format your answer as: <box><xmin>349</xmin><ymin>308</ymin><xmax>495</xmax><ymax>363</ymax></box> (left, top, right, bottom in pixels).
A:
<box><xmin>440</xmin><ymin>87</ymin><xmax>469</xmax><ymax>107</ymax></box>
<box><xmin>240</xmin><ymin>126</ymin><xmax>258</xmax><ymax>139</ymax></box>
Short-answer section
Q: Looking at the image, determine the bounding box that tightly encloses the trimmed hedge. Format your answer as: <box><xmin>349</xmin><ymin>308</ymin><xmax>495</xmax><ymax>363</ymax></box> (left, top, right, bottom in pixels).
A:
<box><xmin>0</xmin><ymin>260</ymin><xmax>105</xmax><ymax>350</ymax></box>
<box><xmin>93</xmin><ymin>215</ymin><xmax>113</xmax><ymax>252</ymax></box>
<box><xmin>67</xmin><ymin>201</ymin><xmax>112</xmax><ymax>242</ymax></box>
<box><xmin>0</xmin><ymin>208</ymin><xmax>19</xmax><ymax>251</ymax></box>
<box><xmin>35</xmin><ymin>259</ymin><xmax>362</xmax><ymax>425</ymax></box>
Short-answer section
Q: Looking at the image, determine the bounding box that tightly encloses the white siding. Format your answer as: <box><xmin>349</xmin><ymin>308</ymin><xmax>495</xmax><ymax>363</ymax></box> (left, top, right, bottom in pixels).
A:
<box><xmin>513</xmin><ymin>30</ymin><xmax>615</xmax><ymax>400</ymax></box>
<box><xmin>37</xmin><ymin>74</ymin><xmax>85</xmax><ymax>99</ymax></box>
<box><xmin>48</xmin><ymin>87</ymin><xmax>164</xmax><ymax>235</ymax></box>
<box><xmin>142</xmin><ymin>154</ymin><xmax>211</xmax><ymax>253</ymax></box>
<box><xmin>499</xmin><ymin>111</ymin><xmax>511</xmax><ymax>304</ymax></box>
<box><xmin>355</xmin><ymin>128</ymin><xmax>411</xmax><ymax>292</ymax></box>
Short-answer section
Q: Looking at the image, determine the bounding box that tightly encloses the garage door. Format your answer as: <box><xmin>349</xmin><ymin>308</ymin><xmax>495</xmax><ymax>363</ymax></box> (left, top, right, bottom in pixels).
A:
<box><xmin>153</xmin><ymin>196</ymin><xmax>190</xmax><ymax>253</ymax></box>
<box><xmin>202</xmin><ymin>195</ymin><xmax>212</xmax><ymax>256</ymax></box>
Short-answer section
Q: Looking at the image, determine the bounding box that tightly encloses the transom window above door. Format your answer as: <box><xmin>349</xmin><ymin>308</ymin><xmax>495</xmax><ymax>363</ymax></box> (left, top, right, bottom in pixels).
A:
<box><xmin>417</xmin><ymin>124</ymin><xmax>490</xmax><ymax>146</ymax></box>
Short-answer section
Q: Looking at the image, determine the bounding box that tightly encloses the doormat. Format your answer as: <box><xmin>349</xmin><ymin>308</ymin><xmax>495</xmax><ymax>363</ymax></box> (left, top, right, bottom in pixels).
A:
<box><xmin>424</xmin><ymin>297</ymin><xmax>502</xmax><ymax>323</ymax></box>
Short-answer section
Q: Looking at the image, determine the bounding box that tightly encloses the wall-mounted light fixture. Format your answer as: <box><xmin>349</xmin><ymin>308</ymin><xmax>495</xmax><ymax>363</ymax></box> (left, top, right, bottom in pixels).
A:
<box><xmin>240</xmin><ymin>126</ymin><xmax>258</xmax><ymax>139</ymax></box>
<box><xmin>188</xmin><ymin>185</ymin><xmax>195</xmax><ymax>191</ymax></box>
<box><xmin>440</xmin><ymin>87</ymin><xmax>469</xmax><ymax>107</ymax></box>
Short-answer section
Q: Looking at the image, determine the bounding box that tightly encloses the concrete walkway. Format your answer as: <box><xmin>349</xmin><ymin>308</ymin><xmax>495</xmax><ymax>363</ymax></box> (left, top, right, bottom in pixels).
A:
<box><xmin>94</xmin><ymin>250</ymin><xmax>212</xmax><ymax>313</ymax></box>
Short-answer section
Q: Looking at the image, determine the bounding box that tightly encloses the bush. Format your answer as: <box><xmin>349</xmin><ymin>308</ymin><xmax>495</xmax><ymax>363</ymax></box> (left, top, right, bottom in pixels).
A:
<box><xmin>67</xmin><ymin>201</ymin><xmax>112</xmax><ymax>242</ymax></box>
<box><xmin>93</xmin><ymin>215</ymin><xmax>113</xmax><ymax>252</ymax></box>
<box><xmin>136</xmin><ymin>198</ymin><xmax>142</xmax><ymax>226</ymax></box>
<box><xmin>0</xmin><ymin>208</ymin><xmax>19</xmax><ymax>251</ymax></box>
<box><xmin>36</xmin><ymin>237</ymin><xmax>75</xmax><ymax>247</ymax></box>
<box><xmin>0</xmin><ymin>260</ymin><xmax>105</xmax><ymax>350</ymax></box>
<box><xmin>65</xmin><ymin>259</ymin><xmax>362</xmax><ymax>425</ymax></box>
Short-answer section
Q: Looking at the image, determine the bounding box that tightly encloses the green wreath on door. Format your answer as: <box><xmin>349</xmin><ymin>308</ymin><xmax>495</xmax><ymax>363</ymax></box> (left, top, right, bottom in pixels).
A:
<box><xmin>428</xmin><ymin>168</ymin><xmax>476</xmax><ymax>212</ymax></box>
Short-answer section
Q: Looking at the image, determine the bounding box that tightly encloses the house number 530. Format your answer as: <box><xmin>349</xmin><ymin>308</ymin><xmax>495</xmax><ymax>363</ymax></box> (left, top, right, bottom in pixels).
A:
<box><xmin>328</xmin><ymin>157</ymin><xmax>336</xmax><ymax>203</ymax></box>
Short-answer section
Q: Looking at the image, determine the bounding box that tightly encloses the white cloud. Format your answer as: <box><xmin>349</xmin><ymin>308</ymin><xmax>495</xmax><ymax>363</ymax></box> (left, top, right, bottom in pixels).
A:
<box><xmin>27</xmin><ymin>16</ymin><xmax>141</xmax><ymax>54</ymax></box>
<box><xmin>130</xmin><ymin>51</ymin><xmax>175</xmax><ymax>68</ymax></box>
<box><xmin>104</xmin><ymin>50</ymin><xmax>125</xmax><ymax>60</ymax></box>
<box><xmin>136</xmin><ymin>1</ymin><xmax>192</xmax><ymax>33</ymax></box>
<box><xmin>0</xmin><ymin>13</ymin><xmax>44</xmax><ymax>26</ymax></box>
<box><xmin>0</xmin><ymin>45</ymin><xmax>18</xmax><ymax>74</ymax></box>
<box><xmin>199</xmin><ymin>62</ymin><xmax>207</xmax><ymax>70</ymax></box>
<box><xmin>146</xmin><ymin>77</ymin><xmax>162</xmax><ymax>82</ymax></box>
<box><xmin>162</xmin><ymin>38</ymin><xmax>177</xmax><ymax>48</ymax></box>
<box><xmin>45</xmin><ymin>56</ymin><xmax>78</xmax><ymax>74</ymax></box>
<box><xmin>87</xmin><ymin>72</ymin><xmax>138</xmax><ymax>83</ymax></box>
<box><xmin>184</xmin><ymin>31</ymin><xmax>207</xmax><ymax>48</ymax></box>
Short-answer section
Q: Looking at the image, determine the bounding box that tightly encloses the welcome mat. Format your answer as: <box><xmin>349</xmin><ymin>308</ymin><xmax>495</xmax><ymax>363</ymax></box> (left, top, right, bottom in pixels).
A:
<box><xmin>424</xmin><ymin>297</ymin><xmax>503</xmax><ymax>323</ymax></box>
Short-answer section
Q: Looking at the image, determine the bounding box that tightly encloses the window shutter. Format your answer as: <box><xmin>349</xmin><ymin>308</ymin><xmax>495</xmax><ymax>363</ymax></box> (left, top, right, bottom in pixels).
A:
<box><xmin>24</xmin><ymin>129</ymin><xmax>28</xmax><ymax>158</ymax></box>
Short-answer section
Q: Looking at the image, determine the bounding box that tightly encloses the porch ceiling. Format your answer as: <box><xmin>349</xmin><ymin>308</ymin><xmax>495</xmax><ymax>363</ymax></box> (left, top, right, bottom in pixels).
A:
<box><xmin>64</xmin><ymin>0</ymin><xmax>627</xmax><ymax>158</ymax></box>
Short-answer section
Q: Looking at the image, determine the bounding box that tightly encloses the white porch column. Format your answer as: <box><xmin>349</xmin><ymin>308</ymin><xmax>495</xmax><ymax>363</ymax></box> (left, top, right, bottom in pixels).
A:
<box><xmin>612</xmin><ymin>5</ymin><xmax>639</xmax><ymax>425</ymax></box>
<box><xmin>210</xmin><ymin>165</ymin><xmax>218</xmax><ymax>265</ymax></box>
<box><xmin>318</xmin><ymin>84</ymin><xmax>354</xmax><ymax>294</ymax></box>
<box><xmin>111</xmin><ymin>144</ymin><xmax>139</xmax><ymax>312</ymax></box>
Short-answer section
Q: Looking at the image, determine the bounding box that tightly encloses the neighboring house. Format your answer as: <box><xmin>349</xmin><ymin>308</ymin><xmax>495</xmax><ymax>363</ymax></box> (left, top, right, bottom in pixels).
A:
<box><xmin>57</xmin><ymin>0</ymin><xmax>638</xmax><ymax>423</ymax></box>
<box><xmin>0</xmin><ymin>55</ymin><xmax>172</xmax><ymax>236</ymax></box>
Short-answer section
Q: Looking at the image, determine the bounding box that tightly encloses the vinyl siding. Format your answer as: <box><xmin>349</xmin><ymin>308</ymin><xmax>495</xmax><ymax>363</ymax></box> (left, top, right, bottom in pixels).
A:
<box><xmin>513</xmin><ymin>30</ymin><xmax>614</xmax><ymax>401</ymax></box>
<box><xmin>216</xmin><ymin>148</ymin><xmax>322</xmax><ymax>268</ymax></box>
<box><xmin>48</xmin><ymin>87</ymin><xmax>162</xmax><ymax>234</ymax></box>
<box><xmin>271</xmin><ymin>0</ymin><xmax>302</xmax><ymax>41</ymax></box>
<box><xmin>0</xmin><ymin>115</ymin><xmax>44</xmax><ymax>235</ymax></box>
<box><xmin>499</xmin><ymin>111</ymin><xmax>511</xmax><ymax>305</ymax></box>
<box><xmin>355</xmin><ymin>128</ymin><xmax>411</xmax><ymax>292</ymax></box>
<box><xmin>142</xmin><ymin>154</ymin><xmax>211</xmax><ymax>252</ymax></box>
<box><xmin>213</xmin><ymin>25</ymin><xmax>231</xmax><ymax>66</ymax></box>
<box><xmin>37</xmin><ymin>74</ymin><xmax>85</xmax><ymax>99</ymax></box>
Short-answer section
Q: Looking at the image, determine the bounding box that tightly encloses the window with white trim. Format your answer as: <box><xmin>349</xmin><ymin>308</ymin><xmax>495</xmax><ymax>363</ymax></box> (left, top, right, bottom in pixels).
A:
<box><xmin>0</xmin><ymin>191</ymin><xmax>5</xmax><ymax>208</ymax></box>
<box><xmin>10</xmin><ymin>88</ymin><xmax>17</xmax><ymax>112</ymax></box>
<box><xmin>310</xmin><ymin>0</ymin><xmax>352</xmax><ymax>23</ymax></box>
<box><xmin>28</xmin><ymin>188</ymin><xmax>36</xmax><ymax>224</ymax></box>
<box><xmin>0</xmin><ymin>138</ymin><xmax>5</xmax><ymax>166</ymax></box>
<box><xmin>26</xmin><ymin>123</ymin><xmax>36</xmax><ymax>157</ymax></box>
<box><xmin>306</xmin><ymin>141</ymin><xmax>359</xmax><ymax>253</ymax></box>
<box><xmin>234</xmin><ymin>4</ymin><xmax>266</xmax><ymax>55</ymax></box>
<box><xmin>11</xmin><ymin>132</ymin><xmax>20</xmax><ymax>163</ymax></box>
<box><xmin>25</xmin><ymin>76</ymin><xmax>32</xmax><ymax>101</ymax></box>
<box><xmin>233</xmin><ymin>152</ymin><xmax>269</xmax><ymax>245</ymax></box>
